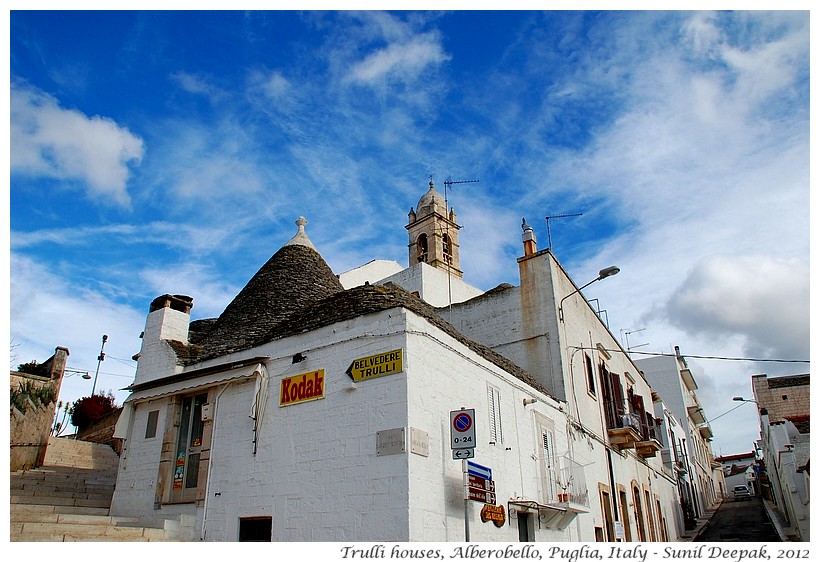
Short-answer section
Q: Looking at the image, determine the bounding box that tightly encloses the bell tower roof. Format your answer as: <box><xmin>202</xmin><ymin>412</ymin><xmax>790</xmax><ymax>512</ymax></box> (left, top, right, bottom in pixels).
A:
<box><xmin>415</xmin><ymin>179</ymin><xmax>446</xmax><ymax>218</ymax></box>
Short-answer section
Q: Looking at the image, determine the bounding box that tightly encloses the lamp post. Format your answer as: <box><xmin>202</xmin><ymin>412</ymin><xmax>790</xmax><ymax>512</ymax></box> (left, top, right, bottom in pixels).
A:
<box><xmin>558</xmin><ymin>266</ymin><xmax>620</xmax><ymax>322</ymax></box>
<box><xmin>90</xmin><ymin>334</ymin><xmax>108</xmax><ymax>396</ymax></box>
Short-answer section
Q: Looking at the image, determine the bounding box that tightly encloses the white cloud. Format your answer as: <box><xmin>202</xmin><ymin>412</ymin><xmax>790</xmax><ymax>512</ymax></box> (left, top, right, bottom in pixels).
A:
<box><xmin>170</xmin><ymin>71</ymin><xmax>227</xmax><ymax>104</ymax></box>
<box><xmin>347</xmin><ymin>34</ymin><xmax>449</xmax><ymax>85</ymax></box>
<box><xmin>10</xmin><ymin>82</ymin><xmax>144</xmax><ymax>207</ymax></box>
<box><xmin>664</xmin><ymin>255</ymin><xmax>809</xmax><ymax>362</ymax></box>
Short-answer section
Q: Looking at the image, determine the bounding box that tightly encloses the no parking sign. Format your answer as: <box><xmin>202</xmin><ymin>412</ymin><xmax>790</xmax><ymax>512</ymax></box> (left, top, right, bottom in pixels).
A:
<box><xmin>450</xmin><ymin>409</ymin><xmax>476</xmax><ymax>450</ymax></box>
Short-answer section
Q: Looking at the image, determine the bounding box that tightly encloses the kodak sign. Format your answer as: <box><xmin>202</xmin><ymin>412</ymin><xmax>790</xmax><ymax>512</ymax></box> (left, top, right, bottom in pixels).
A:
<box><xmin>280</xmin><ymin>369</ymin><xmax>325</xmax><ymax>407</ymax></box>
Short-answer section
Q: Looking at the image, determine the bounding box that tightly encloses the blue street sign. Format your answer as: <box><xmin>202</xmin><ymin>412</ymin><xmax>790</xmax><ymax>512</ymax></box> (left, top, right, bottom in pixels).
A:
<box><xmin>466</xmin><ymin>460</ymin><xmax>492</xmax><ymax>480</ymax></box>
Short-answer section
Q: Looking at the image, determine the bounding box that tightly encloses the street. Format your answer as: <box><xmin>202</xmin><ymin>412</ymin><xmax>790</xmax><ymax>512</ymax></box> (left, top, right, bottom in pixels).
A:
<box><xmin>695</xmin><ymin>497</ymin><xmax>781</xmax><ymax>542</ymax></box>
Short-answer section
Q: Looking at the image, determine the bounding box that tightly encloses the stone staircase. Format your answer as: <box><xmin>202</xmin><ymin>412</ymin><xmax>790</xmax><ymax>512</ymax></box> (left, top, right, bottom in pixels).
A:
<box><xmin>10</xmin><ymin>436</ymin><xmax>190</xmax><ymax>541</ymax></box>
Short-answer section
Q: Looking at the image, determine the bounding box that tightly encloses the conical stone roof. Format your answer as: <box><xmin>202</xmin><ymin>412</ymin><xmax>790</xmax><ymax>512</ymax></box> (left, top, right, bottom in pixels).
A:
<box><xmin>191</xmin><ymin>218</ymin><xmax>343</xmax><ymax>362</ymax></box>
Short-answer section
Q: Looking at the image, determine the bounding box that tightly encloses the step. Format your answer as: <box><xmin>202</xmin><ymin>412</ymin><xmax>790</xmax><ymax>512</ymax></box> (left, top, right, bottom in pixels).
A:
<box><xmin>17</xmin><ymin>521</ymin><xmax>167</xmax><ymax>539</ymax></box>
<box><xmin>10</xmin><ymin>504</ymin><xmax>111</xmax><ymax>516</ymax></box>
<box><xmin>11</xmin><ymin>495</ymin><xmax>112</xmax><ymax>508</ymax></box>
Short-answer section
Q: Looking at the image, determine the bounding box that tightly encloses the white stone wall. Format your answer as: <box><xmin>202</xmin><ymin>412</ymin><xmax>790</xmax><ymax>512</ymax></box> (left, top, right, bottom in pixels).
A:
<box><xmin>402</xmin><ymin>312</ymin><xmax>578</xmax><ymax>541</ymax></box>
<box><xmin>338</xmin><ymin>259</ymin><xmax>404</xmax><ymax>289</ymax></box>
<box><xmin>379</xmin><ymin>262</ymin><xmax>484</xmax><ymax>307</ymax></box>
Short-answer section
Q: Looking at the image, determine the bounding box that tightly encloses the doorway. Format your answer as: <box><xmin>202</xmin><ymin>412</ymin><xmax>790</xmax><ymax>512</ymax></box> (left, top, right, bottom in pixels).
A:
<box><xmin>170</xmin><ymin>393</ymin><xmax>208</xmax><ymax>503</ymax></box>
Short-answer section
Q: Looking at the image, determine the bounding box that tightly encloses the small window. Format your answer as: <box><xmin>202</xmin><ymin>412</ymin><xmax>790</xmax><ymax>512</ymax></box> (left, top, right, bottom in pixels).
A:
<box><xmin>145</xmin><ymin>410</ymin><xmax>159</xmax><ymax>439</ymax></box>
<box><xmin>584</xmin><ymin>354</ymin><xmax>596</xmax><ymax>396</ymax></box>
<box><xmin>239</xmin><ymin>516</ymin><xmax>272</xmax><ymax>542</ymax></box>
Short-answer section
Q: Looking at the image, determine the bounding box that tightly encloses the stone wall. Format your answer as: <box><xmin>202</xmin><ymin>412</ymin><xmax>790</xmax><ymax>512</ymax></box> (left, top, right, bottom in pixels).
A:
<box><xmin>76</xmin><ymin>406</ymin><xmax>124</xmax><ymax>455</ymax></box>
<box><xmin>10</xmin><ymin>347</ymin><xmax>69</xmax><ymax>471</ymax></box>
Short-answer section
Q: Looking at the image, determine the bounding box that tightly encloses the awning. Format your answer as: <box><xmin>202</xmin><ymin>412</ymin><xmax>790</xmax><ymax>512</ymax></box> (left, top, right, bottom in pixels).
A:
<box><xmin>113</xmin><ymin>363</ymin><xmax>266</xmax><ymax>439</ymax></box>
<box><xmin>249</xmin><ymin>364</ymin><xmax>270</xmax><ymax>454</ymax></box>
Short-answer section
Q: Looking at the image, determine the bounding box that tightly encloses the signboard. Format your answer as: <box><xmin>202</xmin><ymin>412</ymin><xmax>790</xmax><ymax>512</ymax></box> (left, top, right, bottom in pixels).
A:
<box><xmin>280</xmin><ymin>369</ymin><xmax>325</xmax><ymax>407</ymax></box>
<box><xmin>468</xmin><ymin>474</ymin><xmax>495</xmax><ymax>492</ymax></box>
<box><xmin>480</xmin><ymin>504</ymin><xmax>506</xmax><ymax>527</ymax></box>
<box><xmin>450</xmin><ymin>409</ymin><xmax>476</xmax><ymax>450</ymax></box>
<box><xmin>466</xmin><ymin>487</ymin><xmax>496</xmax><ymax>505</ymax></box>
<box><xmin>346</xmin><ymin>349</ymin><xmax>403</xmax><ymax>382</ymax></box>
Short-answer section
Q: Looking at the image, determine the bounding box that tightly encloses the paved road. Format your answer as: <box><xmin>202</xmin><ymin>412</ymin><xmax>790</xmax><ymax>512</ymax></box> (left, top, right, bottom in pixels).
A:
<box><xmin>695</xmin><ymin>496</ymin><xmax>781</xmax><ymax>542</ymax></box>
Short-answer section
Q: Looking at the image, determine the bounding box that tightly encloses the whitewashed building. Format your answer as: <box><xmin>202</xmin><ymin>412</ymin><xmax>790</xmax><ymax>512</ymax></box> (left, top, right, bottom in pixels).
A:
<box><xmin>111</xmin><ymin>183</ymin><xmax>683</xmax><ymax>542</ymax></box>
<box><xmin>634</xmin><ymin>350</ymin><xmax>724</xmax><ymax>528</ymax></box>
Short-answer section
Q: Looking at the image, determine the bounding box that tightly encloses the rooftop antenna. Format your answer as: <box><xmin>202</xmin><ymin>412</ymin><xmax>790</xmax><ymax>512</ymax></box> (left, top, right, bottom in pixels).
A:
<box><xmin>443</xmin><ymin>177</ymin><xmax>480</xmax><ymax>214</ymax></box>
<box><xmin>440</xmin><ymin>176</ymin><xmax>479</xmax><ymax>322</ymax></box>
<box><xmin>621</xmin><ymin>328</ymin><xmax>648</xmax><ymax>357</ymax></box>
<box><xmin>545</xmin><ymin>212</ymin><xmax>582</xmax><ymax>252</ymax></box>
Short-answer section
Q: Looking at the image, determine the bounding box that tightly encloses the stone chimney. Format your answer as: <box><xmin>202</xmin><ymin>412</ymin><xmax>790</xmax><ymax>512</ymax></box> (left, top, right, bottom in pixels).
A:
<box><xmin>132</xmin><ymin>295</ymin><xmax>193</xmax><ymax>386</ymax></box>
<box><xmin>144</xmin><ymin>294</ymin><xmax>193</xmax><ymax>345</ymax></box>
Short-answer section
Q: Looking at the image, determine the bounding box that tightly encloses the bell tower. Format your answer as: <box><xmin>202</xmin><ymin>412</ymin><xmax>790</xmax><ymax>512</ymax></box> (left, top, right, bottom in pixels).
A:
<box><xmin>406</xmin><ymin>180</ymin><xmax>463</xmax><ymax>278</ymax></box>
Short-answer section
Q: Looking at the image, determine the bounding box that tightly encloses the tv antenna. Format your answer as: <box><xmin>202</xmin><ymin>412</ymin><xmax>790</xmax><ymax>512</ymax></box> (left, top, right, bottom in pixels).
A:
<box><xmin>545</xmin><ymin>212</ymin><xmax>582</xmax><ymax>251</ymax></box>
<box><xmin>443</xmin><ymin>177</ymin><xmax>479</xmax><ymax>212</ymax></box>
<box><xmin>621</xmin><ymin>328</ymin><xmax>648</xmax><ymax>356</ymax></box>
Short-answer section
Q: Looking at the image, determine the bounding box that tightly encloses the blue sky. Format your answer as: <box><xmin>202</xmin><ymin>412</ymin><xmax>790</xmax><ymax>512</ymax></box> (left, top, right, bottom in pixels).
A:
<box><xmin>7</xmin><ymin>10</ymin><xmax>810</xmax><ymax>456</ymax></box>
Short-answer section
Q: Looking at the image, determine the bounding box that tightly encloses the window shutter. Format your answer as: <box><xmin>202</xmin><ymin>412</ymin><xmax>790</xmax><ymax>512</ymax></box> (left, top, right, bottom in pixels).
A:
<box><xmin>611</xmin><ymin>372</ymin><xmax>625</xmax><ymax>417</ymax></box>
<box><xmin>487</xmin><ymin>384</ymin><xmax>503</xmax><ymax>445</ymax></box>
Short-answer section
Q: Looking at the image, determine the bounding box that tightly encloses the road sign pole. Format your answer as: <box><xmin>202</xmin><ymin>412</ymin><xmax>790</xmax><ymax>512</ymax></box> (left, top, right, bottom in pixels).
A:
<box><xmin>462</xmin><ymin>460</ymin><xmax>470</xmax><ymax>542</ymax></box>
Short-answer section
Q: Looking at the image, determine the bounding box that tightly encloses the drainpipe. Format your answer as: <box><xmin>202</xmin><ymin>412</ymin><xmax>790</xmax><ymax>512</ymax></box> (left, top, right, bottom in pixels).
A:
<box><xmin>201</xmin><ymin>383</ymin><xmax>231</xmax><ymax>541</ymax></box>
<box><xmin>606</xmin><ymin>448</ymin><xmax>621</xmax><ymax>540</ymax></box>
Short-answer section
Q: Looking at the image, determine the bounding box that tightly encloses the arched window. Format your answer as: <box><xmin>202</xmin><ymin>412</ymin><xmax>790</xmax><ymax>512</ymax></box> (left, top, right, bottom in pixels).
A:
<box><xmin>417</xmin><ymin>234</ymin><xmax>428</xmax><ymax>263</ymax></box>
<box><xmin>442</xmin><ymin>233</ymin><xmax>452</xmax><ymax>263</ymax></box>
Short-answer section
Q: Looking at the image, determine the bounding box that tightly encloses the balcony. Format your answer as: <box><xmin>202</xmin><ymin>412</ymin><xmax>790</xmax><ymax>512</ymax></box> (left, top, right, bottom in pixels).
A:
<box><xmin>508</xmin><ymin>455</ymin><xmax>589</xmax><ymax>530</ymax></box>
<box><xmin>636</xmin><ymin>437</ymin><xmax>662</xmax><ymax>458</ymax></box>
<box><xmin>607</xmin><ymin>413</ymin><xmax>642</xmax><ymax>451</ymax></box>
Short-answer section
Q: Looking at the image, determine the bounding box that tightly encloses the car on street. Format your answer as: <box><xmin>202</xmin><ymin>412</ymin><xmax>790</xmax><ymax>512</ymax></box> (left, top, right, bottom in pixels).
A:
<box><xmin>732</xmin><ymin>484</ymin><xmax>752</xmax><ymax>501</ymax></box>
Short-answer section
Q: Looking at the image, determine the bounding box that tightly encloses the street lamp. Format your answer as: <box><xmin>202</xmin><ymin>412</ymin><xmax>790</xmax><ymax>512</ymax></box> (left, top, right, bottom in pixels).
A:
<box><xmin>559</xmin><ymin>266</ymin><xmax>620</xmax><ymax>322</ymax></box>
<box><xmin>90</xmin><ymin>334</ymin><xmax>108</xmax><ymax>396</ymax></box>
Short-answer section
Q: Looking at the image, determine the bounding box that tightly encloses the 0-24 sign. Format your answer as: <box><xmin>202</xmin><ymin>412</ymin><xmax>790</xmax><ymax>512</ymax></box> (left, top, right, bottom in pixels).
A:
<box><xmin>450</xmin><ymin>409</ymin><xmax>476</xmax><ymax>450</ymax></box>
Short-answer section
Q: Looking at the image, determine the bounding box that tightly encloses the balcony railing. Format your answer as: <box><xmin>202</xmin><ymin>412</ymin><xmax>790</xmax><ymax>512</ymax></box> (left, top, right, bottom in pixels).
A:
<box><xmin>607</xmin><ymin>413</ymin><xmax>642</xmax><ymax>451</ymax></box>
<box><xmin>545</xmin><ymin>454</ymin><xmax>590</xmax><ymax>509</ymax></box>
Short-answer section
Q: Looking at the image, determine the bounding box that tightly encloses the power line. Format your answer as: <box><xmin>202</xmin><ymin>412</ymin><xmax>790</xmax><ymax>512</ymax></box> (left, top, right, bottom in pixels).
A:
<box><xmin>622</xmin><ymin>350</ymin><xmax>809</xmax><ymax>364</ymax></box>
<box><xmin>571</xmin><ymin>346</ymin><xmax>809</xmax><ymax>364</ymax></box>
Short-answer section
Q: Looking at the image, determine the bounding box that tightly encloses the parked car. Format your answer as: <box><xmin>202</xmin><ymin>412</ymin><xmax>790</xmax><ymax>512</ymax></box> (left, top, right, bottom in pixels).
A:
<box><xmin>732</xmin><ymin>484</ymin><xmax>752</xmax><ymax>501</ymax></box>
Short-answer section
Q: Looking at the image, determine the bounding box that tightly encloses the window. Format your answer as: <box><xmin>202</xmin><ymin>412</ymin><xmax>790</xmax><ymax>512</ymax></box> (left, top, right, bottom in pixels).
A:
<box><xmin>145</xmin><ymin>410</ymin><xmax>159</xmax><ymax>439</ymax></box>
<box><xmin>584</xmin><ymin>354</ymin><xmax>596</xmax><ymax>396</ymax></box>
<box><xmin>239</xmin><ymin>517</ymin><xmax>272</xmax><ymax>542</ymax></box>
<box><xmin>487</xmin><ymin>384</ymin><xmax>503</xmax><ymax>445</ymax></box>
